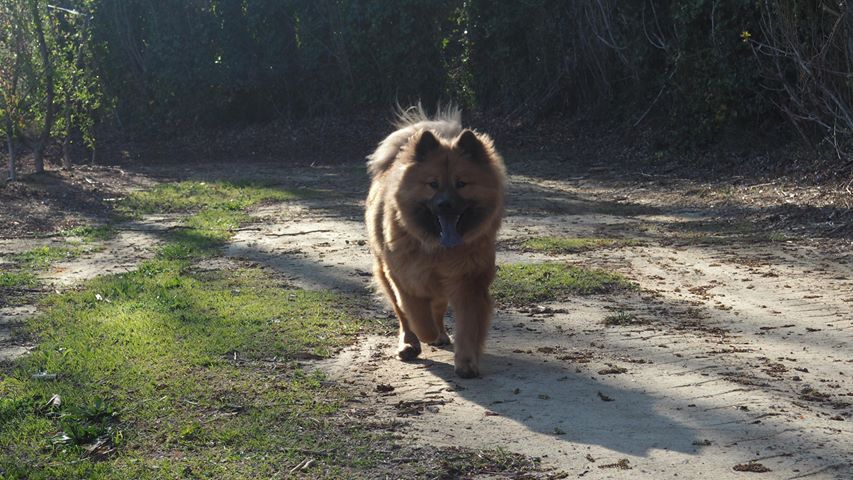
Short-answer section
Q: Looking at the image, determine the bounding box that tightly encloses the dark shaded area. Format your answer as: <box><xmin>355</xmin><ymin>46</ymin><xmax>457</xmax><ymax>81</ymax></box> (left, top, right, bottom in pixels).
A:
<box><xmin>80</xmin><ymin>1</ymin><xmax>850</xmax><ymax>156</ymax></box>
<box><xmin>0</xmin><ymin>165</ymin><xmax>154</xmax><ymax>238</ymax></box>
<box><xmin>3</xmin><ymin>0</ymin><xmax>851</xmax><ymax>192</ymax></box>
<box><xmin>504</xmin><ymin>149</ymin><xmax>853</xmax><ymax>240</ymax></box>
<box><xmin>422</xmin><ymin>353</ymin><xmax>698</xmax><ymax>457</ymax></box>
<box><xmin>0</xmin><ymin>174</ymin><xmax>114</xmax><ymax>237</ymax></box>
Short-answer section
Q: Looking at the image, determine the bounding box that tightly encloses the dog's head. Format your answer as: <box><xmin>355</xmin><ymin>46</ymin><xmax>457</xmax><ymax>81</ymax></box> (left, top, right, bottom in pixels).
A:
<box><xmin>394</xmin><ymin>129</ymin><xmax>505</xmax><ymax>248</ymax></box>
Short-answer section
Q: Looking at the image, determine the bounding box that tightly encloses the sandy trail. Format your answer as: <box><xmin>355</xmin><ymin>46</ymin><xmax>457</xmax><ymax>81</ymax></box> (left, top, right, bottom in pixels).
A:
<box><xmin>2</xmin><ymin>164</ymin><xmax>850</xmax><ymax>478</ymax></box>
<box><xmin>228</xmin><ymin>170</ymin><xmax>852</xmax><ymax>479</ymax></box>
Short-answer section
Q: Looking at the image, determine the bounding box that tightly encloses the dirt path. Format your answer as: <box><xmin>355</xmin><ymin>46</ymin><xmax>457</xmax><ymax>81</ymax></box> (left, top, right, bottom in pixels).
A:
<box><xmin>226</xmin><ymin>167</ymin><xmax>851</xmax><ymax>478</ymax></box>
<box><xmin>2</xmin><ymin>161</ymin><xmax>850</xmax><ymax>478</ymax></box>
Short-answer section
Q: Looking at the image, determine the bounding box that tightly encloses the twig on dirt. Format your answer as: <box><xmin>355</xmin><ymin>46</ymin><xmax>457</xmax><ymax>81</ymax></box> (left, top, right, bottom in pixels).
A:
<box><xmin>265</xmin><ymin>229</ymin><xmax>333</xmax><ymax>237</ymax></box>
<box><xmin>4</xmin><ymin>287</ymin><xmax>45</xmax><ymax>293</ymax></box>
<box><xmin>289</xmin><ymin>458</ymin><xmax>315</xmax><ymax>474</ymax></box>
<box><xmin>708</xmin><ymin>412</ymin><xmax>782</xmax><ymax>427</ymax></box>
<box><xmin>702</xmin><ymin>402</ymin><xmax>754</xmax><ymax>413</ymax></box>
<box><xmin>294</xmin><ymin>449</ymin><xmax>329</xmax><ymax>457</ymax></box>
<box><xmin>723</xmin><ymin>428</ymin><xmax>799</xmax><ymax>447</ymax></box>
<box><xmin>786</xmin><ymin>463</ymin><xmax>850</xmax><ymax>479</ymax></box>
<box><xmin>119</xmin><ymin>225</ymin><xmax>192</xmax><ymax>232</ymax></box>
<box><xmin>395</xmin><ymin>398</ymin><xmax>448</xmax><ymax>416</ymax></box>
<box><xmin>672</xmin><ymin>365</ymin><xmax>719</xmax><ymax>377</ymax></box>
<box><xmin>673</xmin><ymin>378</ymin><xmax>723</xmax><ymax>388</ymax></box>
<box><xmin>688</xmin><ymin>387</ymin><xmax>753</xmax><ymax>400</ymax></box>
<box><xmin>748</xmin><ymin>452</ymin><xmax>793</xmax><ymax>462</ymax></box>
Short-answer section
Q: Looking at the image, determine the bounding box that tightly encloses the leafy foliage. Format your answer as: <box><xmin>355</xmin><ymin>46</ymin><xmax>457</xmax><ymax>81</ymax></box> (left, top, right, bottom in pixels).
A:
<box><xmin>1</xmin><ymin>0</ymin><xmax>102</xmax><ymax>176</ymax></box>
<box><xmin>2</xmin><ymin>1</ymin><xmax>851</xmax><ymax>171</ymax></box>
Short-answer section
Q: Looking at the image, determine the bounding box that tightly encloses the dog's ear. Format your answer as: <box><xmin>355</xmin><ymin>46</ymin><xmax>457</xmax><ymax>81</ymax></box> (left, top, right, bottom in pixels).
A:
<box><xmin>455</xmin><ymin>129</ymin><xmax>485</xmax><ymax>162</ymax></box>
<box><xmin>414</xmin><ymin>130</ymin><xmax>440</xmax><ymax>160</ymax></box>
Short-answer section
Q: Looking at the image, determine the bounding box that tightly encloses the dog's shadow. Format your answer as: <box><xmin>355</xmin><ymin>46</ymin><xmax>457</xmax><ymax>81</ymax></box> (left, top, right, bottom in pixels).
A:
<box><xmin>417</xmin><ymin>351</ymin><xmax>699</xmax><ymax>458</ymax></box>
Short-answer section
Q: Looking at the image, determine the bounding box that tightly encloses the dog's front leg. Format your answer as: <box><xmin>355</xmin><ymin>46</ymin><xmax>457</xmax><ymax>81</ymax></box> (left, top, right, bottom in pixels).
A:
<box><xmin>449</xmin><ymin>277</ymin><xmax>493</xmax><ymax>378</ymax></box>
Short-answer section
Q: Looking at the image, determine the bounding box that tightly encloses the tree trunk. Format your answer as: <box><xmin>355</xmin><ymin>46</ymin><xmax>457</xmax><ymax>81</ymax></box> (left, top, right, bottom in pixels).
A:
<box><xmin>61</xmin><ymin>105</ymin><xmax>72</xmax><ymax>169</ymax></box>
<box><xmin>30</xmin><ymin>0</ymin><xmax>54</xmax><ymax>174</ymax></box>
<box><xmin>5</xmin><ymin>119</ymin><xmax>15</xmax><ymax>182</ymax></box>
<box><xmin>61</xmin><ymin>137</ymin><xmax>71</xmax><ymax>169</ymax></box>
<box><xmin>89</xmin><ymin>134</ymin><xmax>98</xmax><ymax>165</ymax></box>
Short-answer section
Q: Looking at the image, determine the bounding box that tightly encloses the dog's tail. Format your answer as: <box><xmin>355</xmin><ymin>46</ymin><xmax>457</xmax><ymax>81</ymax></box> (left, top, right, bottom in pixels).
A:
<box><xmin>367</xmin><ymin>102</ymin><xmax>463</xmax><ymax>178</ymax></box>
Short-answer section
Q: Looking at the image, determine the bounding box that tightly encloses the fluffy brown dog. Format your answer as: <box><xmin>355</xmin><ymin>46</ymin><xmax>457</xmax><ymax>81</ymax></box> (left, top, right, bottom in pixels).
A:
<box><xmin>365</xmin><ymin>106</ymin><xmax>505</xmax><ymax>378</ymax></box>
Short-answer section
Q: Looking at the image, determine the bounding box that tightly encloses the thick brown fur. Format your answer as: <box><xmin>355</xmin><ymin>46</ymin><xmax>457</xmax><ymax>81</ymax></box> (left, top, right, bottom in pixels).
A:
<box><xmin>365</xmin><ymin>105</ymin><xmax>505</xmax><ymax>378</ymax></box>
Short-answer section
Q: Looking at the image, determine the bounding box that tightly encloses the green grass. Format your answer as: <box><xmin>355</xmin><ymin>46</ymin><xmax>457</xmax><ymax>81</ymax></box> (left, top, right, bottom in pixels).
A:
<box><xmin>603</xmin><ymin>311</ymin><xmax>643</xmax><ymax>326</ymax></box>
<box><xmin>114</xmin><ymin>180</ymin><xmax>304</xmax><ymax>260</ymax></box>
<box><xmin>423</xmin><ymin>446</ymin><xmax>549</xmax><ymax>478</ymax></box>
<box><xmin>62</xmin><ymin>225</ymin><xmax>118</xmax><ymax>242</ymax></box>
<box><xmin>13</xmin><ymin>246</ymin><xmax>80</xmax><ymax>269</ymax></box>
<box><xmin>0</xmin><ymin>259</ymin><xmax>376</xmax><ymax>479</ymax></box>
<box><xmin>767</xmin><ymin>231</ymin><xmax>790</xmax><ymax>242</ymax></box>
<box><xmin>0</xmin><ymin>271</ymin><xmax>38</xmax><ymax>288</ymax></box>
<box><xmin>155</xmin><ymin>209</ymin><xmax>254</xmax><ymax>260</ymax></box>
<box><xmin>522</xmin><ymin>236</ymin><xmax>640</xmax><ymax>254</ymax></box>
<box><xmin>492</xmin><ymin>262</ymin><xmax>635</xmax><ymax>305</ymax></box>
<box><xmin>116</xmin><ymin>180</ymin><xmax>299</xmax><ymax>217</ymax></box>
<box><xmin>4</xmin><ymin>229</ymin><xmax>114</xmax><ymax>288</ymax></box>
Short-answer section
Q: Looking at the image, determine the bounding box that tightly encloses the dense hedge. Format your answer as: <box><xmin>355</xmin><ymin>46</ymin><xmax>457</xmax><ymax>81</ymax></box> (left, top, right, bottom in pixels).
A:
<box><xmin>4</xmin><ymin>1</ymin><xmax>852</xmax><ymax>151</ymax></box>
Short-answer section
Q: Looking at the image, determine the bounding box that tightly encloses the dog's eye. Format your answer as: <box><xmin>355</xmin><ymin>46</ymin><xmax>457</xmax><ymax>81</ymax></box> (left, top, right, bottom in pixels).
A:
<box><xmin>428</xmin><ymin>180</ymin><xmax>439</xmax><ymax>189</ymax></box>
<box><xmin>455</xmin><ymin>180</ymin><xmax>467</xmax><ymax>189</ymax></box>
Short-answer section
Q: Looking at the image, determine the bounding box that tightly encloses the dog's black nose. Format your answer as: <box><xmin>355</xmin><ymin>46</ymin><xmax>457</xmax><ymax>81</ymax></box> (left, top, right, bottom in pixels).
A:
<box><xmin>437</xmin><ymin>199</ymin><xmax>452</xmax><ymax>212</ymax></box>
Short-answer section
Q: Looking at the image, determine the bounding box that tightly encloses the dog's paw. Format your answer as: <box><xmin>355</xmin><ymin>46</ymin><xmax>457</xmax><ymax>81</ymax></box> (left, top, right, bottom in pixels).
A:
<box><xmin>454</xmin><ymin>359</ymin><xmax>480</xmax><ymax>379</ymax></box>
<box><xmin>397</xmin><ymin>343</ymin><xmax>422</xmax><ymax>361</ymax></box>
<box><xmin>428</xmin><ymin>331</ymin><xmax>451</xmax><ymax>347</ymax></box>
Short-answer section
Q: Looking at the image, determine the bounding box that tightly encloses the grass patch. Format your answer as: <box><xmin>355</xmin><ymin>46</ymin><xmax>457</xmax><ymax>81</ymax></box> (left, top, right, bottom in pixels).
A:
<box><xmin>0</xmin><ymin>259</ymin><xmax>377</xmax><ymax>478</ymax></box>
<box><xmin>116</xmin><ymin>180</ymin><xmax>299</xmax><ymax>217</ymax></box>
<box><xmin>61</xmin><ymin>225</ymin><xmax>117</xmax><ymax>242</ymax></box>
<box><xmin>115</xmin><ymin>180</ymin><xmax>303</xmax><ymax>260</ymax></box>
<box><xmin>603</xmin><ymin>311</ymin><xmax>644</xmax><ymax>326</ymax></box>
<box><xmin>426</xmin><ymin>446</ymin><xmax>550</xmax><ymax>478</ymax></box>
<box><xmin>767</xmin><ymin>231</ymin><xmax>791</xmax><ymax>242</ymax></box>
<box><xmin>522</xmin><ymin>236</ymin><xmax>640</xmax><ymax>254</ymax></box>
<box><xmin>155</xmin><ymin>209</ymin><xmax>253</xmax><ymax>260</ymax></box>
<box><xmin>13</xmin><ymin>246</ymin><xmax>79</xmax><ymax>269</ymax></box>
<box><xmin>492</xmin><ymin>262</ymin><xmax>635</xmax><ymax>305</ymax></box>
<box><xmin>662</xmin><ymin>222</ymin><xmax>794</xmax><ymax>246</ymax></box>
<box><xmin>0</xmin><ymin>271</ymin><xmax>38</xmax><ymax>288</ymax></box>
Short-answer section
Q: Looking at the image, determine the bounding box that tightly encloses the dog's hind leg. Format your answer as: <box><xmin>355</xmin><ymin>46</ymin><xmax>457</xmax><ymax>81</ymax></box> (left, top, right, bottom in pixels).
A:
<box><xmin>429</xmin><ymin>298</ymin><xmax>451</xmax><ymax>346</ymax></box>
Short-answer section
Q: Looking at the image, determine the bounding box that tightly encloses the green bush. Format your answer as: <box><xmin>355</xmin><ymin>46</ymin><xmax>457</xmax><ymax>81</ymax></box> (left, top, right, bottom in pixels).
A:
<box><xmin>3</xmin><ymin>1</ymin><xmax>849</xmax><ymax>151</ymax></box>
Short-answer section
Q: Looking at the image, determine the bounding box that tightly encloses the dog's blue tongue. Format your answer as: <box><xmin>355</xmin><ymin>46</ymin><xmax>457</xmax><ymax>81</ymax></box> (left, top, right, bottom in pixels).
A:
<box><xmin>438</xmin><ymin>214</ymin><xmax>463</xmax><ymax>248</ymax></box>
